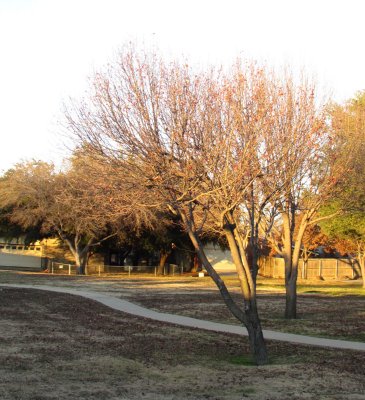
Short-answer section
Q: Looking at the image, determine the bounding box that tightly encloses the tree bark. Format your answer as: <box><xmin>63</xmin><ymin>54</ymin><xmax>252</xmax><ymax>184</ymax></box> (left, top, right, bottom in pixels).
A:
<box><xmin>75</xmin><ymin>249</ymin><xmax>89</xmax><ymax>275</ymax></box>
<box><xmin>285</xmin><ymin>276</ymin><xmax>297</xmax><ymax>319</ymax></box>
<box><xmin>157</xmin><ymin>250</ymin><xmax>170</xmax><ymax>275</ymax></box>
<box><xmin>180</xmin><ymin>209</ymin><xmax>268</xmax><ymax>365</ymax></box>
<box><xmin>361</xmin><ymin>260</ymin><xmax>365</xmax><ymax>289</ymax></box>
<box><xmin>61</xmin><ymin>235</ymin><xmax>91</xmax><ymax>275</ymax></box>
<box><xmin>245</xmin><ymin>305</ymin><xmax>268</xmax><ymax>365</ymax></box>
<box><xmin>281</xmin><ymin>210</ymin><xmax>308</xmax><ymax>319</ymax></box>
<box><xmin>357</xmin><ymin>244</ymin><xmax>365</xmax><ymax>289</ymax></box>
<box><xmin>224</xmin><ymin>224</ymin><xmax>268</xmax><ymax>364</ymax></box>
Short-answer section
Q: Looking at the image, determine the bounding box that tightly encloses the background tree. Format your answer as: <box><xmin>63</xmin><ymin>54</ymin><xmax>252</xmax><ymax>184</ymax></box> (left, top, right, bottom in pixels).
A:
<box><xmin>0</xmin><ymin>205</ymin><xmax>45</xmax><ymax>244</ymax></box>
<box><xmin>0</xmin><ymin>159</ymin><xmax>155</xmax><ymax>274</ymax></box>
<box><xmin>319</xmin><ymin>91</ymin><xmax>365</xmax><ymax>287</ymax></box>
<box><xmin>298</xmin><ymin>221</ymin><xmax>335</xmax><ymax>262</ymax></box>
<box><xmin>320</xmin><ymin>203</ymin><xmax>365</xmax><ymax>285</ymax></box>
<box><xmin>101</xmin><ymin>218</ymin><xmax>193</xmax><ymax>273</ymax></box>
<box><xmin>258</xmin><ymin>75</ymin><xmax>344</xmax><ymax>319</ymax></box>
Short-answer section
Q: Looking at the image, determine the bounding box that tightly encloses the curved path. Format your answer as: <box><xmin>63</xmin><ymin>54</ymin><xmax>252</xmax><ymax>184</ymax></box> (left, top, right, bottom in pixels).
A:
<box><xmin>2</xmin><ymin>283</ymin><xmax>365</xmax><ymax>352</ymax></box>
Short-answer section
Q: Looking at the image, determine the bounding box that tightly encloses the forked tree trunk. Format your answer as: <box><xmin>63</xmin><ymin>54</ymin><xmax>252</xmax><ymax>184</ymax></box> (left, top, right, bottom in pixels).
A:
<box><xmin>62</xmin><ymin>236</ymin><xmax>91</xmax><ymax>275</ymax></box>
<box><xmin>224</xmin><ymin>224</ymin><xmax>268</xmax><ymax>365</ymax></box>
<box><xmin>281</xmin><ymin>211</ymin><xmax>308</xmax><ymax>319</ymax></box>
<box><xmin>180</xmin><ymin>211</ymin><xmax>268</xmax><ymax>365</ymax></box>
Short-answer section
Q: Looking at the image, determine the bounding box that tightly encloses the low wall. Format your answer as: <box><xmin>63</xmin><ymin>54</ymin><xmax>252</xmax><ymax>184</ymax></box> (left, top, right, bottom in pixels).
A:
<box><xmin>0</xmin><ymin>253</ymin><xmax>43</xmax><ymax>270</ymax></box>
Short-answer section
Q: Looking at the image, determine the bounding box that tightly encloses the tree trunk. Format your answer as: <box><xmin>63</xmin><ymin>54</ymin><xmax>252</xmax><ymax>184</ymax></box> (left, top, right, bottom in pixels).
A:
<box><xmin>302</xmin><ymin>248</ymin><xmax>309</xmax><ymax>280</ymax></box>
<box><xmin>245</xmin><ymin>304</ymin><xmax>268</xmax><ymax>365</ymax></box>
<box><xmin>61</xmin><ymin>235</ymin><xmax>91</xmax><ymax>275</ymax></box>
<box><xmin>281</xmin><ymin>211</ymin><xmax>308</xmax><ymax>319</ymax></box>
<box><xmin>75</xmin><ymin>249</ymin><xmax>89</xmax><ymax>275</ymax></box>
<box><xmin>358</xmin><ymin>254</ymin><xmax>365</xmax><ymax>289</ymax></box>
<box><xmin>157</xmin><ymin>250</ymin><xmax>170</xmax><ymax>275</ymax></box>
<box><xmin>224</xmin><ymin>224</ymin><xmax>268</xmax><ymax>364</ymax></box>
<box><xmin>190</xmin><ymin>253</ymin><xmax>201</xmax><ymax>273</ymax></box>
<box><xmin>283</xmin><ymin>254</ymin><xmax>300</xmax><ymax>318</ymax></box>
<box><xmin>179</xmin><ymin>209</ymin><xmax>268</xmax><ymax>365</ymax></box>
<box><xmin>285</xmin><ymin>276</ymin><xmax>297</xmax><ymax>319</ymax></box>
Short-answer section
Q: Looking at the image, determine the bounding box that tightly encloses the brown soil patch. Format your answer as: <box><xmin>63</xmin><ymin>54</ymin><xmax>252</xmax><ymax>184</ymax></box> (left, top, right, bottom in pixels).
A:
<box><xmin>128</xmin><ymin>291</ymin><xmax>365</xmax><ymax>341</ymax></box>
<box><xmin>1</xmin><ymin>286</ymin><xmax>365</xmax><ymax>399</ymax></box>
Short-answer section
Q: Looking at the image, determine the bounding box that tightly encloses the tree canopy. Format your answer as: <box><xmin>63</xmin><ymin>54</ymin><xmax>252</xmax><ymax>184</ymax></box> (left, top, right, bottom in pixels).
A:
<box><xmin>63</xmin><ymin>46</ymin><xmax>340</xmax><ymax>363</ymax></box>
<box><xmin>2</xmin><ymin>45</ymin><xmax>360</xmax><ymax>363</ymax></box>
<box><xmin>319</xmin><ymin>91</ymin><xmax>365</xmax><ymax>285</ymax></box>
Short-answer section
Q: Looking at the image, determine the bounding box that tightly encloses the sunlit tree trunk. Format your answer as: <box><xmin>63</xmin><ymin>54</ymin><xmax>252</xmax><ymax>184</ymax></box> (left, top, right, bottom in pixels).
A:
<box><xmin>63</xmin><ymin>235</ymin><xmax>93</xmax><ymax>275</ymax></box>
<box><xmin>180</xmin><ymin>209</ymin><xmax>268</xmax><ymax>365</ymax></box>
<box><xmin>224</xmin><ymin>224</ymin><xmax>268</xmax><ymax>365</ymax></box>
<box><xmin>280</xmin><ymin>210</ymin><xmax>310</xmax><ymax>319</ymax></box>
<box><xmin>357</xmin><ymin>243</ymin><xmax>365</xmax><ymax>288</ymax></box>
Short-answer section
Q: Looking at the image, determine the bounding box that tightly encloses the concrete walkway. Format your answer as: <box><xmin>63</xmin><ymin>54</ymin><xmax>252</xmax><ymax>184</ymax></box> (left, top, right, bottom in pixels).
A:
<box><xmin>2</xmin><ymin>283</ymin><xmax>365</xmax><ymax>352</ymax></box>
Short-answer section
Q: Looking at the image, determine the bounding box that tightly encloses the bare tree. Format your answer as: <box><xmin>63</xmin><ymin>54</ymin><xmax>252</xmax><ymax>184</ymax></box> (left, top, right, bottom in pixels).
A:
<box><xmin>215</xmin><ymin>68</ymin><xmax>337</xmax><ymax>320</ymax></box>
<box><xmin>260</xmin><ymin>75</ymin><xmax>342</xmax><ymax>318</ymax></box>
<box><xmin>319</xmin><ymin>91</ymin><xmax>365</xmax><ymax>287</ymax></box>
<box><xmin>65</xmin><ymin>46</ymin><xmax>339</xmax><ymax>357</ymax></box>
<box><xmin>65</xmin><ymin>48</ymin><xmax>272</xmax><ymax>364</ymax></box>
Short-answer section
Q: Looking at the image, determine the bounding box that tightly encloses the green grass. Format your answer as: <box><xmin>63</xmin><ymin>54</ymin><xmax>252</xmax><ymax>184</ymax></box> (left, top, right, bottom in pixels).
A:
<box><xmin>228</xmin><ymin>355</ymin><xmax>256</xmax><ymax>366</ymax></box>
<box><xmin>298</xmin><ymin>285</ymin><xmax>365</xmax><ymax>296</ymax></box>
<box><xmin>252</xmin><ymin>276</ymin><xmax>365</xmax><ymax>297</ymax></box>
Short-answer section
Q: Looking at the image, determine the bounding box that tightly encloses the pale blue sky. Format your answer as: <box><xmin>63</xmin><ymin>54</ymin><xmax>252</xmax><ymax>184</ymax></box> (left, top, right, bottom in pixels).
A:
<box><xmin>1</xmin><ymin>0</ymin><xmax>364</xmax><ymax>171</ymax></box>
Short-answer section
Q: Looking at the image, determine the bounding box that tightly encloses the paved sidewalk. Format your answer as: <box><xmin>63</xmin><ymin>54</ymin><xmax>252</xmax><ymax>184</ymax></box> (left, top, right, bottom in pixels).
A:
<box><xmin>2</xmin><ymin>283</ymin><xmax>365</xmax><ymax>352</ymax></box>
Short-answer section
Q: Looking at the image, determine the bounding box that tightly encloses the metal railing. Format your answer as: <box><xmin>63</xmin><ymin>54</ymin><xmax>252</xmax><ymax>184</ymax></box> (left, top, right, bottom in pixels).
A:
<box><xmin>47</xmin><ymin>261</ymin><xmax>183</xmax><ymax>276</ymax></box>
<box><xmin>50</xmin><ymin>261</ymin><xmax>76</xmax><ymax>275</ymax></box>
<box><xmin>100</xmin><ymin>264</ymin><xmax>183</xmax><ymax>276</ymax></box>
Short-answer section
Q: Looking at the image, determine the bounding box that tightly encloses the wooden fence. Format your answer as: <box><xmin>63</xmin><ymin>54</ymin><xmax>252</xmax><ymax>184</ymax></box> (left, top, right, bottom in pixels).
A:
<box><xmin>259</xmin><ymin>256</ymin><xmax>362</xmax><ymax>280</ymax></box>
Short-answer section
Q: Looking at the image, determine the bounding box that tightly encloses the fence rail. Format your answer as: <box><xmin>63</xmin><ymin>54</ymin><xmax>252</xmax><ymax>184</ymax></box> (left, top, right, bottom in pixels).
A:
<box><xmin>50</xmin><ymin>262</ymin><xmax>76</xmax><ymax>275</ymax></box>
<box><xmin>100</xmin><ymin>264</ymin><xmax>182</xmax><ymax>276</ymax></box>
<box><xmin>259</xmin><ymin>256</ymin><xmax>362</xmax><ymax>280</ymax></box>
<box><xmin>48</xmin><ymin>261</ymin><xmax>183</xmax><ymax>276</ymax></box>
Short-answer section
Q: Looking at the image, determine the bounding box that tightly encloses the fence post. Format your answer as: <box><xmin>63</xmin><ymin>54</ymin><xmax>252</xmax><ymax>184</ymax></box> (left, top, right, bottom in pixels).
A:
<box><xmin>51</xmin><ymin>261</ymin><xmax>54</xmax><ymax>274</ymax></box>
<box><xmin>335</xmin><ymin>259</ymin><xmax>339</xmax><ymax>280</ymax></box>
<box><xmin>319</xmin><ymin>259</ymin><xmax>322</xmax><ymax>278</ymax></box>
<box><xmin>68</xmin><ymin>264</ymin><xmax>71</xmax><ymax>275</ymax></box>
<box><xmin>128</xmin><ymin>266</ymin><xmax>131</xmax><ymax>277</ymax></box>
<box><xmin>302</xmin><ymin>260</ymin><xmax>305</xmax><ymax>279</ymax></box>
<box><xmin>98</xmin><ymin>264</ymin><xmax>101</xmax><ymax>277</ymax></box>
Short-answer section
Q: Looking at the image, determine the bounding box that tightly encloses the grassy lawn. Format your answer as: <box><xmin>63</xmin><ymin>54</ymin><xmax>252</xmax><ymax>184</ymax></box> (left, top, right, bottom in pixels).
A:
<box><xmin>0</xmin><ymin>270</ymin><xmax>364</xmax><ymax>399</ymax></box>
<box><xmin>112</xmin><ymin>274</ymin><xmax>365</xmax><ymax>341</ymax></box>
<box><xmin>1</xmin><ymin>286</ymin><xmax>365</xmax><ymax>400</ymax></box>
<box><xmin>254</xmin><ymin>275</ymin><xmax>365</xmax><ymax>296</ymax></box>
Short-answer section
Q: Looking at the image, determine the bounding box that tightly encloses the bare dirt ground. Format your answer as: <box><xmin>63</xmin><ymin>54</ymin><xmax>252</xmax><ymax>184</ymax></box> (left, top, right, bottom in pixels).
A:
<box><xmin>1</xmin><ymin>270</ymin><xmax>365</xmax><ymax>399</ymax></box>
<box><xmin>126</xmin><ymin>290</ymin><xmax>365</xmax><ymax>341</ymax></box>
